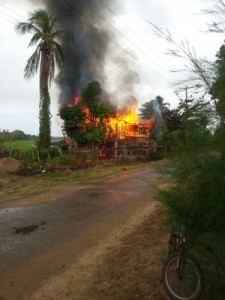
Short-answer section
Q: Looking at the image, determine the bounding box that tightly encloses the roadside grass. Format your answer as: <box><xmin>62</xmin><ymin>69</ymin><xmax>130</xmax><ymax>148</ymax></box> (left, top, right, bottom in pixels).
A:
<box><xmin>0</xmin><ymin>161</ymin><xmax>155</xmax><ymax>204</ymax></box>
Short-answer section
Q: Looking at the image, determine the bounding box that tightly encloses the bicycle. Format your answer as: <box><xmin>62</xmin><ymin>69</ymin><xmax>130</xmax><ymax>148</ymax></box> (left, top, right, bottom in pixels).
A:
<box><xmin>161</xmin><ymin>222</ymin><xmax>203</xmax><ymax>300</ymax></box>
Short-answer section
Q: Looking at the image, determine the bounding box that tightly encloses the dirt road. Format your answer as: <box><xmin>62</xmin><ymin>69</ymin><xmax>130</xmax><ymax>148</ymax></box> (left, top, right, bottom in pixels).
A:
<box><xmin>0</xmin><ymin>162</ymin><xmax>171</xmax><ymax>300</ymax></box>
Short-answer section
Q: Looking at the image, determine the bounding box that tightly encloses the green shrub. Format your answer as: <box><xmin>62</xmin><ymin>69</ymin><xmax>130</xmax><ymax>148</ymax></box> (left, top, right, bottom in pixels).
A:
<box><xmin>59</xmin><ymin>143</ymin><xmax>69</xmax><ymax>152</ymax></box>
<box><xmin>49</xmin><ymin>154</ymin><xmax>77</xmax><ymax>166</ymax></box>
<box><xmin>48</xmin><ymin>146</ymin><xmax>61</xmax><ymax>159</ymax></box>
<box><xmin>37</xmin><ymin>147</ymin><xmax>49</xmax><ymax>161</ymax></box>
<box><xmin>156</xmin><ymin>154</ymin><xmax>225</xmax><ymax>298</ymax></box>
<box><xmin>157</xmin><ymin>154</ymin><xmax>225</xmax><ymax>236</ymax></box>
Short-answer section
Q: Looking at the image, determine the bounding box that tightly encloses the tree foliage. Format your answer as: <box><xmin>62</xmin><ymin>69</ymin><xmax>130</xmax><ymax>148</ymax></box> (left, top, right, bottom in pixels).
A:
<box><xmin>60</xmin><ymin>104</ymin><xmax>87</xmax><ymax>146</ymax></box>
<box><xmin>82</xmin><ymin>80</ymin><xmax>102</xmax><ymax>105</ymax></box>
<box><xmin>59</xmin><ymin>81</ymin><xmax>115</xmax><ymax>148</ymax></box>
<box><xmin>210</xmin><ymin>44</ymin><xmax>225</xmax><ymax>121</ymax></box>
<box><xmin>0</xmin><ymin>130</ymin><xmax>37</xmax><ymax>141</ymax></box>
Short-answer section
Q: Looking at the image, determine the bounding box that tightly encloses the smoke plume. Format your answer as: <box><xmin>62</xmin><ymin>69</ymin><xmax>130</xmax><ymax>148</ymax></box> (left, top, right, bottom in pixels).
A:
<box><xmin>33</xmin><ymin>0</ymin><xmax>140</xmax><ymax>108</ymax></box>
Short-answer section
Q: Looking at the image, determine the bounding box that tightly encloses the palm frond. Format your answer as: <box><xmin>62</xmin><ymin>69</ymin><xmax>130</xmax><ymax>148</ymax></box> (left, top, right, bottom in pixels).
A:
<box><xmin>24</xmin><ymin>49</ymin><xmax>40</xmax><ymax>78</ymax></box>
<box><xmin>29</xmin><ymin>9</ymin><xmax>51</xmax><ymax>33</ymax></box>
<box><xmin>16</xmin><ymin>22</ymin><xmax>40</xmax><ymax>36</ymax></box>
<box><xmin>28</xmin><ymin>32</ymin><xmax>42</xmax><ymax>47</ymax></box>
<box><xmin>16</xmin><ymin>9</ymin><xmax>71</xmax><ymax>86</ymax></box>
<box><xmin>51</xmin><ymin>41</ymin><xmax>64</xmax><ymax>70</ymax></box>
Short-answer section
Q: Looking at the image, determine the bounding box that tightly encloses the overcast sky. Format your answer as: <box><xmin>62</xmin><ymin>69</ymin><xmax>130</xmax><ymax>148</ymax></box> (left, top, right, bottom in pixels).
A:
<box><xmin>0</xmin><ymin>0</ymin><xmax>224</xmax><ymax>136</ymax></box>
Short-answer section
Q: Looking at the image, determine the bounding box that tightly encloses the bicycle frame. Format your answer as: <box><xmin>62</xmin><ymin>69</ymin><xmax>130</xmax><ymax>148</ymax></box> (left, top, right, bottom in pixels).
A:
<box><xmin>170</xmin><ymin>228</ymin><xmax>187</xmax><ymax>280</ymax></box>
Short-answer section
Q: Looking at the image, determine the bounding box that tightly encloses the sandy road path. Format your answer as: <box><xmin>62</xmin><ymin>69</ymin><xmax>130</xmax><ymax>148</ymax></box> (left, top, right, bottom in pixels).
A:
<box><xmin>0</xmin><ymin>162</ymin><xmax>171</xmax><ymax>300</ymax></box>
<box><xmin>29</xmin><ymin>202</ymin><xmax>170</xmax><ymax>300</ymax></box>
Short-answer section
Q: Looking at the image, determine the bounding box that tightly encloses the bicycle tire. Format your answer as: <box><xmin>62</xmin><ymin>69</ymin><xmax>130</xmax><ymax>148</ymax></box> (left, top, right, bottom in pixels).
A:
<box><xmin>162</xmin><ymin>254</ymin><xmax>203</xmax><ymax>300</ymax></box>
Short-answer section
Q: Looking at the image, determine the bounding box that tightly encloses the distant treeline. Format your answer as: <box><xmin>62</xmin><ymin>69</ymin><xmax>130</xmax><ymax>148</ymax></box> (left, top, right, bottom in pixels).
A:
<box><xmin>0</xmin><ymin>130</ymin><xmax>38</xmax><ymax>141</ymax></box>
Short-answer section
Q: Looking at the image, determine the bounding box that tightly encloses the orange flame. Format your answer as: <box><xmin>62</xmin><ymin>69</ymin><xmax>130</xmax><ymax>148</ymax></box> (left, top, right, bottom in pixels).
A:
<box><xmin>68</xmin><ymin>95</ymin><xmax>80</xmax><ymax>108</ymax></box>
<box><xmin>144</xmin><ymin>116</ymin><xmax>155</xmax><ymax>129</ymax></box>
<box><xmin>74</xmin><ymin>95</ymin><xmax>80</xmax><ymax>105</ymax></box>
<box><xmin>106</xmin><ymin>107</ymin><xmax>154</xmax><ymax>140</ymax></box>
<box><xmin>66</xmin><ymin>98</ymin><xmax>154</xmax><ymax>140</ymax></box>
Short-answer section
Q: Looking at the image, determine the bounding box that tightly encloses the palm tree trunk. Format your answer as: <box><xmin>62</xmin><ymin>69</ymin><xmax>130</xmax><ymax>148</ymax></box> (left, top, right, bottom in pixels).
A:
<box><xmin>39</xmin><ymin>88</ymin><xmax>51</xmax><ymax>148</ymax></box>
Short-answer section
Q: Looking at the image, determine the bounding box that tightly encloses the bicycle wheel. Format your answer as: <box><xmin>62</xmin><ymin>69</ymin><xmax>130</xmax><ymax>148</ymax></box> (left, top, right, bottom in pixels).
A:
<box><xmin>162</xmin><ymin>255</ymin><xmax>203</xmax><ymax>300</ymax></box>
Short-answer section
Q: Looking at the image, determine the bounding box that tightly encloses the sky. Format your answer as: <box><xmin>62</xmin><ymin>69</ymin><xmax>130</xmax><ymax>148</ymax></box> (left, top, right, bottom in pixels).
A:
<box><xmin>0</xmin><ymin>0</ymin><xmax>224</xmax><ymax>136</ymax></box>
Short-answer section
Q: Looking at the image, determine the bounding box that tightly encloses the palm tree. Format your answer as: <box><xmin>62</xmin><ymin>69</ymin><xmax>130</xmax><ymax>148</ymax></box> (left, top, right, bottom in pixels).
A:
<box><xmin>16</xmin><ymin>9</ymin><xmax>65</xmax><ymax>148</ymax></box>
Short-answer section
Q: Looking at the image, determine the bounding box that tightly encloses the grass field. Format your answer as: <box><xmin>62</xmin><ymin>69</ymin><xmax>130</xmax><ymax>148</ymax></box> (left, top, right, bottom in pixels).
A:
<box><xmin>4</xmin><ymin>140</ymin><xmax>37</xmax><ymax>152</ymax></box>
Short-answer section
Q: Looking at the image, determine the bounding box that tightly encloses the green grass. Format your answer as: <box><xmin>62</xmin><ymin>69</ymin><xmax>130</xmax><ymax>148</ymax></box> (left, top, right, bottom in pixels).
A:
<box><xmin>4</xmin><ymin>140</ymin><xmax>37</xmax><ymax>152</ymax></box>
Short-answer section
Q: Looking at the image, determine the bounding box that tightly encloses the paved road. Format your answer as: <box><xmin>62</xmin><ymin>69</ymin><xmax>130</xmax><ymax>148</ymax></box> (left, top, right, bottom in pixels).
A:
<box><xmin>0</xmin><ymin>167</ymin><xmax>160</xmax><ymax>300</ymax></box>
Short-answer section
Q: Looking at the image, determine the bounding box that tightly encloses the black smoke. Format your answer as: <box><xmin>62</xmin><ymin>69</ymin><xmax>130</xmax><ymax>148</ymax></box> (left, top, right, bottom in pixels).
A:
<box><xmin>32</xmin><ymin>0</ymin><xmax>139</xmax><ymax>108</ymax></box>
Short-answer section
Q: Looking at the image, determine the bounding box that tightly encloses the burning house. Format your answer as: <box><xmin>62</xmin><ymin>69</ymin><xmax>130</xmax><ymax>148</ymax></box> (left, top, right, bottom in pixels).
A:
<box><xmin>103</xmin><ymin>108</ymin><xmax>155</xmax><ymax>158</ymax></box>
<box><xmin>61</xmin><ymin>102</ymin><xmax>155</xmax><ymax>158</ymax></box>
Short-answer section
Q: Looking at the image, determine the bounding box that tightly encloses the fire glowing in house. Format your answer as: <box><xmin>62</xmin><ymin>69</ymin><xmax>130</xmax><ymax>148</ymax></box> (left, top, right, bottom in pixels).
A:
<box><xmin>103</xmin><ymin>107</ymin><xmax>155</xmax><ymax>158</ymax></box>
<box><xmin>106</xmin><ymin>107</ymin><xmax>155</xmax><ymax>141</ymax></box>
<box><xmin>63</xmin><ymin>96</ymin><xmax>155</xmax><ymax>158</ymax></box>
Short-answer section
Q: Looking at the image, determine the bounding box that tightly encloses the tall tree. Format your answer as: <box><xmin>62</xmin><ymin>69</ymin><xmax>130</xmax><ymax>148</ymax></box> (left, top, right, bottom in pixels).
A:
<box><xmin>210</xmin><ymin>43</ymin><xmax>225</xmax><ymax>159</ymax></box>
<box><xmin>16</xmin><ymin>9</ymin><xmax>66</xmax><ymax>148</ymax></box>
<box><xmin>210</xmin><ymin>44</ymin><xmax>225</xmax><ymax>122</ymax></box>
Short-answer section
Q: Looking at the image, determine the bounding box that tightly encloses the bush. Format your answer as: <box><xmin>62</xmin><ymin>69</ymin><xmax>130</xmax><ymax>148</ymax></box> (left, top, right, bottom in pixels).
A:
<box><xmin>49</xmin><ymin>153</ymin><xmax>77</xmax><ymax>166</ymax></box>
<box><xmin>156</xmin><ymin>153</ymin><xmax>225</xmax><ymax>299</ymax></box>
<box><xmin>37</xmin><ymin>147</ymin><xmax>49</xmax><ymax>161</ymax></box>
<box><xmin>157</xmin><ymin>154</ymin><xmax>225</xmax><ymax>237</ymax></box>
<box><xmin>36</xmin><ymin>146</ymin><xmax>62</xmax><ymax>161</ymax></box>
